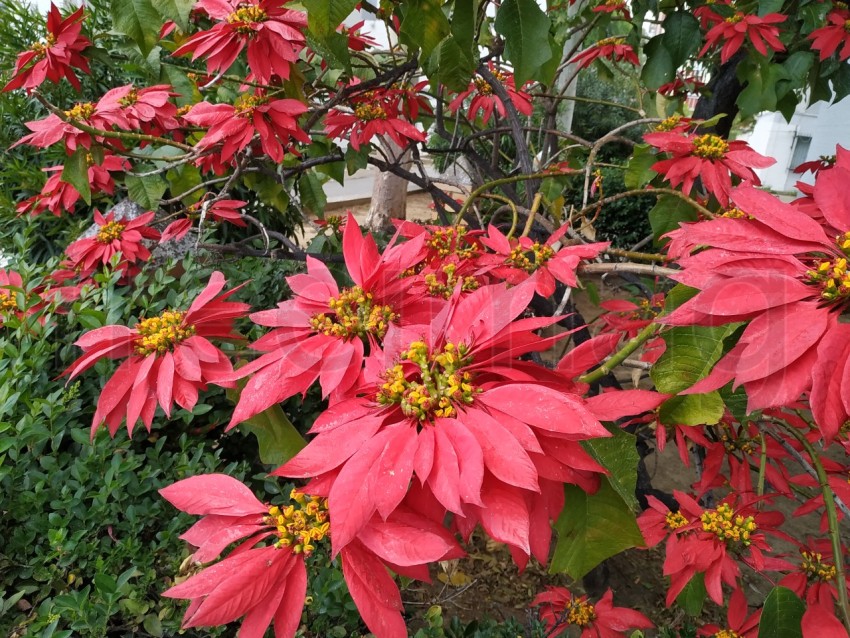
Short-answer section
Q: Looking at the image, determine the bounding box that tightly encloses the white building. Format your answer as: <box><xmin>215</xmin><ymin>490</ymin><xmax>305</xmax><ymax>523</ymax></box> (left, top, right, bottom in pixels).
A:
<box><xmin>741</xmin><ymin>97</ymin><xmax>850</xmax><ymax>193</ymax></box>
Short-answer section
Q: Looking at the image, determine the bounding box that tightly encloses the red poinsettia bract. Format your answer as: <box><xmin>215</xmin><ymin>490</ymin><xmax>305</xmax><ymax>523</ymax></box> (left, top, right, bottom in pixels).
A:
<box><xmin>64</xmin><ymin>210</ymin><xmax>160</xmax><ymax>276</ymax></box>
<box><xmin>533</xmin><ymin>586</ymin><xmax>653</xmax><ymax>638</ymax></box>
<box><xmin>448</xmin><ymin>64</ymin><xmax>533</xmax><ymax>125</ymax></box>
<box><xmin>226</xmin><ymin>214</ymin><xmax>431</xmax><ymax>425</ymax></box>
<box><xmin>275</xmin><ymin>278</ymin><xmax>611</xmax><ymax>564</ymax></box>
<box><xmin>809</xmin><ymin>10</ymin><xmax>850</xmax><ymax>61</ymax></box>
<box><xmin>571</xmin><ymin>37</ymin><xmax>639</xmax><ymax>70</ymax></box>
<box><xmin>161</xmin><ymin>199</ymin><xmax>248</xmax><ymax>242</ymax></box>
<box><xmin>63</xmin><ymin>272</ymin><xmax>249</xmax><ymax>436</ymax></box>
<box><xmin>699</xmin><ymin>12</ymin><xmax>787</xmax><ymax>63</ymax></box>
<box><xmin>160</xmin><ymin>474</ymin><xmax>462</xmax><ymax>638</ymax></box>
<box><xmin>2</xmin><ymin>3</ymin><xmax>91</xmax><ymax>93</ymax></box>
<box><xmin>184</xmin><ymin>92</ymin><xmax>309</xmax><ymax>164</ymax></box>
<box><xmin>173</xmin><ymin>0</ymin><xmax>307</xmax><ymax>84</ymax></box>
<box><xmin>644</xmin><ymin>130</ymin><xmax>774</xmax><ymax>205</ymax></box>
<box><xmin>698</xmin><ymin>588</ymin><xmax>761</xmax><ymax>638</ymax></box>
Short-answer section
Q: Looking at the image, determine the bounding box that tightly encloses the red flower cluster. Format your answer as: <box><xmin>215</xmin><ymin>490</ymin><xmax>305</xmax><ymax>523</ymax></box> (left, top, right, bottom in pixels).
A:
<box><xmin>2</xmin><ymin>3</ymin><xmax>91</xmax><ymax>93</ymax></box>
<box><xmin>533</xmin><ymin>587</ymin><xmax>653</xmax><ymax>638</ymax></box>
<box><xmin>64</xmin><ymin>210</ymin><xmax>160</xmax><ymax>278</ymax></box>
<box><xmin>448</xmin><ymin>63</ymin><xmax>533</xmax><ymax>124</ymax></box>
<box><xmin>571</xmin><ymin>37</ymin><xmax>639</xmax><ymax>70</ymax></box>
<box><xmin>173</xmin><ymin>0</ymin><xmax>307</xmax><ymax>84</ymax></box>
<box><xmin>698</xmin><ymin>12</ymin><xmax>786</xmax><ymax>63</ymax></box>
<box><xmin>809</xmin><ymin>9</ymin><xmax>850</xmax><ymax>61</ymax></box>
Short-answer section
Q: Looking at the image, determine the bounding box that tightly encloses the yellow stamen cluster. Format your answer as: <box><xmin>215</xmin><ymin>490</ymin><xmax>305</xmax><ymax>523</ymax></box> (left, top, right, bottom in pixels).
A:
<box><xmin>234</xmin><ymin>93</ymin><xmax>267</xmax><ymax>118</ymax></box>
<box><xmin>692</xmin><ymin>134</ymin><xmax>729</xmax><ymax>160</ymax></box>
<box><xmin>714</xmin><ymin>630</ymin><xmax>741</xmax><ymax>638</ymax></box>
<box><xmin>802</xmin><ymin>550</ymin><xmax>837</xmax><ymax>582</ymax></box>
<box><xmin>424</xmin><ymin>263</ymin><xmax>479</xmax><ymax>299</ymax></box>
<box><xmin>64</xmin><ymin>102</ymin><xmax>96</xmax><ymax>120</ymax></box>
<box><xmin>725</xmin><ymin>13</ymin><xmax>744</xmax><ymax>23</ymax></box>
<box><xmin>227</xmin><ymin>5</ymin><xmax>268</xmax><ymax>33</ymax></box>
<box><xmin>354</xmin><ymin>102</ymin><xmax>388</xmax><ymax>121</ymax></box>
<box><xmin>134</xmin><ymin>310</ymin><xmax>196</xmax><ymax>356</ymax></box>
<box><xmin>507</xmin><ymin>242</ymin><xmax>554</xmax><ymax>273</ymax></box>
<box><xmin>0</xmin><ymin>292</ymin><xmax>19</xmax><ymax>313</ymax></box>
<box><xmin>721</xmin><ymin>207</ymin><xmax>751</xmax><ymax>219</ymax></box>
<box><xmin>427</xmin><ymin>226</ymin><xmax>477</xmax><ymax>260</ymax></box>
<box><xmin>700</xmin><ymin>503</ymin><xmax>757</xmax><ymax>546</ymax></box>
<box><xmin>597</xmin><ymin>36</ymin><xmax>626</xmax><ymax>46</ymax></box>
<box><xmin>473</xmin><ymin>70</ymin><xmax>508</xmax><ymax>96</ymax></box>
<box><xmin>665</xmin><ymin>510</ymin><xmax>689</xmax><ymax>530</ymax></box>
<box><xmin>807</xmin><ymin>257</ymin><xmax>850</xmax><ymax>302</ymax></box>
<box><xmin>323</xmin><ymin>215</ymin><xmax>344</xmax><ymax>233</ymax></box>
<box><xmin>565</xmin><ymin>599</ymin><xmax>597</xmax><ymax>627</ymax></box>
<box><xmin>118</xmin><ymin>89</ymin><xmax>139</xmax><ymax>107</ymax></box>
<box><xmin>176</xmin><ymin>105</ymin><xmax>192</xmax><ymax>118</ymax></box>
<box><xmin>377</xmin><ymin>341</ymin><xmax>477</xmax><ymax>422</ymax></box>
<box><xmin>837</xmin><ymin>231</ymin><xmax>850</xmax><ymax>255</ymax></box>
<box><xmin>266</xmin><ymin>490</ymin><xmax>329</xmax><ymax>556</ymax></box>
<box><xmin>309</xmin><ymin>286</ymin><xmax>396</xmax><ymax>341</ymax></box>
<box><xmin>95</xmin><ymin>221</ymin><xmax>126</xmax><ymax>244</ymax></box>
<box><xmin>720</xmin><ymin>428</ymin><xmax>756</xmax><ymax>454</ymax></box>
<box><xmin>845</xmin><ymin>19</ymin><xmax>850</xmax><ymax>32</ymax></box>
<box><xmin>656</xmin><ymin>114</ymin><xmax>684</xmax><ymax>131</ymax></box>
<box><xmin>30</xmin><ymin>33</ymin><xmax>56</xmax><ymax>57</ymax></box>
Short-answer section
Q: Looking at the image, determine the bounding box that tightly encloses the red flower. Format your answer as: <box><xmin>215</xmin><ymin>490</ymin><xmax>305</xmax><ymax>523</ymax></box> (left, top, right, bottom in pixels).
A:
<box><xmin>275</xmin><ymin>278</ymin><xmax>610</xmax><ymax>561</ymax></box>
<box><xmin>63</xmin><ymin>272</ymin><xmax>249</xmax><ymax>436</ymax></box>
<box><xmin>637</xmin><ymin>491</ymin><xmax>693</xmax><ymax>549</ymax></box>
<box><xmin>794</xmin><ymin>154</ymin><xmax>837</xmax><ymax>176</ymax></box>
<box><xmin>13</xmin><ymin>100</ymin><xmax>130</xmax><ymax>152</ymax></box>
<box><xmin>17</xmin><ymin>153</ymin><xmax>129</xmax><ymax>217</ymax></box>
<box><xmin>532</xmin><ymin>587</ymin><xmax>653</xmax><ymax>638</ymax></box>
<box><xmin>0</xmin><ymin>270</ymin><xmax>43</xmax><ymax>327</ymax></box>
<box><xmin>160</xmin><ymin>474</ymin><xmax>462</xmax><ymax>638</ymax></box>
<box><xmin>699</xmin><ymin>12</ymin><xmax>786</xmax><ymax>63</ymax></box>
<box><xmin>477</xmin><ymin>224</ymin><xmax>609</xmax><ymax>298</ymax></box>
<box><xmin>65</xmin><ymin>210</ymin><xmax>160</xmax><ymax>275</ymax></box>
<box><xmin>448</xmin><ymin>64</ymin><xmax>533</xmax><ymax>125</ymax></box>
<box><xmin>592</xmin><ymin>0</ymin><xmax>631</xmax><ymax>19</ymax></box>
<box><xmin>809</xmin><ymin>10</ymin><xmax>850</xmax><ymax>61</ymax></box>
<box><xmin>226</xmin><ymin>214</ymin><xmax>431</xmax><ymax>425</ymax></box>
<box><xmin>698</xmin><ymin>588</ymin><xmax>761</xmax><ymax>638</ymax></box>
<box><xmin>644</xmin><ymin>131</ymin><xmax>774</xmax><ymax>206</ymax></box>
<box><xmin>2</xmin><ymin>3</ymin><xmax>91</xmax><ymax>93</ymax></box>
<box><xmin>96</xmin><ymin>84</ymin><xmax>180</xmax><ymax>136</ymax></box>
<box><xmin>658</xmin><ymin>76</ymin><xmax>705</xmax><ymax>99</ymax></box>
<box><xmin>173</xmin><ymin>0</ymin><xmax>307</xmax><ymax>84</ymax></box>
<box><xmin>161</xmin><ymin>199</ymin><xmax>248</xmax><ymax>242</ymax></box>
<box><xmin>325</xmin><ymin>86</ymin><xmax>426</xmax><ymax>151</ymax></box>
<box><xmin>571</xmin><ymin>37</ymin><xmax>639</xmax><ymax>70</ymax></box>
<box><xmin>802</xmin><ymin>603</ymin><xmax>850</xmax><ymax>638</ymax></box>
<box><xmin>184</xmin><ymin>93</ymin><xmax>309</xmax><ymax>164</ymax></box>
<box><xmin>779</xmin><ymin>540</ymin><xmax>849</xmax><ymax>607</ymax></box>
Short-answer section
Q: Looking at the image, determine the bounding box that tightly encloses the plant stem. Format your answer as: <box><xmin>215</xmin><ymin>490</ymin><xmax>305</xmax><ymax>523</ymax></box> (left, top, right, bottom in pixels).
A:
<box><xmin>782</xmin><ymin>424</ymin><xmax>850</xmax><ymax>632</ymax></box>
<box><xmin>578</xmin><ymin>322</ymin><xmax>660</xmax><ymax>384</ymax></box>
<box><xmin>579</xmin><ymin>262</ymin><xmax>678</xmax><ymax>277</ymax></box>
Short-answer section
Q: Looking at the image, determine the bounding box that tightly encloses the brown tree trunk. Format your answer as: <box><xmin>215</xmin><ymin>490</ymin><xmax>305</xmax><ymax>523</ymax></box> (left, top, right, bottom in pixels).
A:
<box><xmin>365</xmin><ymin>141</ymin><xmax>411</xmax><ymax>234</ymax></box>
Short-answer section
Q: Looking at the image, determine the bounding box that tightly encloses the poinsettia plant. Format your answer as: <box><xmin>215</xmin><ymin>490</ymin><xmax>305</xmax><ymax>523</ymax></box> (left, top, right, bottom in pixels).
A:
<box><xmin>4</xmin><ymin>0</ymin><xmax>850</xmax><ymax>636</ymax></box>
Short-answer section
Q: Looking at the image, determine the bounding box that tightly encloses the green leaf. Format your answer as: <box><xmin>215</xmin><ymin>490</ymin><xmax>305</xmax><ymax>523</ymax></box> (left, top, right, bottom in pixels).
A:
<box><xmin>648</xmin><ymin>195</ymin><xmax>699</xmax><ymax>244</ymax></box>
<box><xmin>663</xmin><ymin>283</ymin><xmax>699</xmax><ymax>312</ymax></box>
<box><xmin>624</xmin><ymin>144</ymin><xmax>658</xmax><ymax>190</ymax></box>
<box><xmin>400</xmin><ymin>0</ymin><xmax>451</xmax><ymax>59</ymax></box>
<box><xmin>303</xmin><ymin>0</ymin><xmax>358</xmax><ymax>70</ymax></box>
<box><xmin>111</xmin><ymin>0</ymin><xmax>161</xmax><ymax>56</ymax></box>
<box><xmin>125</xmin><ymin>172</ymin><xmax>167</xmax><ymax>209</ymax></box>
<box><xmin>550</xmin><ymin>479</ymin><xmax>645</xmax><ymax>579</ymax></box>
<box><xmin>651</xmin><ymin>325</ymin><xmax>738</xmax><ymax>394</ymax></box>
<box><xmin>658</xmin><ymin>392</ymin><xmax>725</xmax><ymax>426</ymax></box>
<box><xmin>494</xmin><ymin>0</ymin><xmax>552</xmax><ymax>85</ymax></box>
<box><xmin>425</xmin><ymin>36</ymin><xmax>476</xmax><ymax>92</ymax></box>
<box><xmin>451</xmin><ymin>0</ymin><xmax>477</xmax><ymax>54</ymax></box>
<box><xmin>242</xmin><ymin>172</ymin><xmax>290</xmax><ymax>213</ymax></box>
<box><xmin>660</xmin><ymin>12</ymin><xmax>700</xmax><ymax>67</ymax></box>
<box><xmin>758</xmin><ymin>587</ymin><xmax>804</xmax><ymax>638</ymax></box>
<box><xmin>166</xmin><ymin>163</ymin><xmax>203</xmax><ymax>205</ymax></box>
<box><xmin>61</xmin><ymin>149</ymin><xmax>92</xmax><ymax>206</ymax></box>
<box><xmin>142</xmin><ymin>615</ymin><xmax>163</xmax><ymax>637</ymax></box>
<box><xmin>641</xmin><ymin>36</ymin><xmax>674</xmax><ymax>90</ymax></box>
<box><xmin>757</xmin><ymin>0</ymin><xmax>784</xmax><ymax>15</ymax></box>
<box><xmin>151</xmin><ymin>0</ymin><xmax>194</xmax><ymax>31</ymax></box>
<box><xmin>581</xmin><ymin>427</ymin><xmax>639</xmax><ymax>510</ymax></box>
<box><xmin>94</xmin><ymin>573</ymin><xmax>118</xmax><ymax>596</ymax></box>
<box><xmin>345</xmin><ymin>144</ymin><xmax>371</xmax><ymax>175</ymax></box>
<box><xmin>675</xmin><ymin>574</ymin><xmax>706</xmax><ymax>616</ymax></box>
<box><xmin>832</xmin><ymin>62</ymin><xmax>850</xmax><ymax>104</ymax></box>
<box><xmin>226</xmin><ymin>387</ymin><xmax>306</xmax><ymax>466</ymax></box>
<box><xmin>298</xmin><ymin>171</ymin><xmax>327</xmax><ymax>216</ymax></box>
<box><xmin>720</xmin><ymin>382</ymin><xmax>751</xmax><ymax>423</ymax></box>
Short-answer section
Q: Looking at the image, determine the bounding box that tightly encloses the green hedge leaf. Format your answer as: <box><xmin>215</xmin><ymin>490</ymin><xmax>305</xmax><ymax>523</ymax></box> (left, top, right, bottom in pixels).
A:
<box><xmin>494</xmin><ymin>0</ymin><xmax>552</xmax><ymax>85</ymax></box>
<box><xmin>758</xmin><ymin>587</ymin><xmax>804</xmax><ymax>638</ymax></box>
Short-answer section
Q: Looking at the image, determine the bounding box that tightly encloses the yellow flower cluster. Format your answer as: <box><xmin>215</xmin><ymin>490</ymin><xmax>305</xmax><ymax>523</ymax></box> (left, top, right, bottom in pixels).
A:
<box><xmin>719</xmin><ymin>427</ymin><xmax>756</xmax><ymax>455</ymax></box>
<box><xmin>566</xmin><ymin>599</ymin><xmax>597</xmax><ymax>627</ymax></box>
<box><xmin>354</xmin><ymin>102</ymin><xmax>388</xmax><ymax>121</ymax></box>
<box><xmin>377</xmin><ymin>341</ymin><xmax>476</xmax><ymax>421</ymax></box>
<box><xmin>95</xmin><ymin>220</ymin><xmax>126</xmax><ymax>244</ymax></box>
<box><xmin>473</xmin><ymin>70</ymin><xmax>507</xmax><ymax>96</ymax></box>
<box><xmin>714</xmin><ymin>629</ymin><xmax>741</xmax><ymax>638</ymax></box>
<box><xmin>808</xmin><ymin>257</ymin><xmax>850</xmax><ymax>302</ymax></box>
<box><xmin>720</xmin><ymin>207</ymin><xmax>751</xmax><ymax>219</ymax></box>
<box><xmin>234</xmin><ymin>93</ymin><xmax>268</xmax><ymax>118</ymax></box>
<box><xmin>507</xmin><ymin>242</ymin><xmax>554</xmax><ymax>273</ymax></box>
<box><xmin>64</xmin><ymin>102</ymin><xmax>96</xmax><ymax>120</ymax></box>
<box><xmin>427</xmin><ymin>227</ymin><xmax>477</xmax><ymax>260</ymax></box>
<box><xmin>227</xmin><ymin>5</ymin><xmax>267</xmax><ymax>29</ymax></box>
<box><xmin>267</xmin><ymin>490</ymin><xmax>329</xmax><ymax>556</ymax></box>
<box><xmin>665</xmin><ymin>510</ymin><xmax>689</xmax><ymax>530</ymax></box>
<box><xmin>700</xmin><ymin>503</ymin><xmax>757</xmax><ymax>546</ymax></box>
<box><xmin>134</xmin><ymin>310</ymin><xmax>196</xmax><ymax>357</ymax></box>
<box><xmin>655</xmin><ymin>114</ymin><xmax>684</xmax><ymax>132</ymax></box>
<box><xmin>691</xmin><ymin>134</ymin><xmax>729</xmax><ymax>160</ymax></box>
<box><xmin>309</xmin><ymin>286</ymin><xmax>396</xmax><ymax>341</ymax></box>
<box><xmin>801</xmin><ymin>550</ymin><xmax>836</xmax><ymax>582</ymax></box>
<box><xmin>424</xmin><ymin>263</ymin><xmax>479</xmax><ymax>299</ymax></box>
<box><xmin>0</xmin><ymin>292</ymin><xmax>19</xmax><ymax>313</ymax></box>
